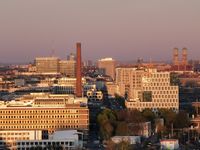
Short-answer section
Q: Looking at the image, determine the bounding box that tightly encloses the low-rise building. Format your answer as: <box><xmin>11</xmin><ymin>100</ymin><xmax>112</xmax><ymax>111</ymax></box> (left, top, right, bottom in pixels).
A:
<box><xmin>16</xmin><ymin>130</ymin><xmax>83</xmax><ymax>150</ymax></box>
<box><xmin>0</xmin><ymin>130</ymin><xmax>42</xmax><ymax>149</ymax></box>
<box><xmin>0</xmin><ymin>130</ymin><xmax>83</xmax><ymax>150</ymax></box>
<box><xmin>160</xmin><ymin>139</ymin><xmax>179</xmax><ymax>150</ymax></box>
<box><xmin>87</xmin><ymin>90</ymin><xmax>103</xmax><ymax>101</ymax></box>
<box><xmin>111</xmin><ymin>136</ymin><xmax>141</xmax><ymax>145</ymax></box>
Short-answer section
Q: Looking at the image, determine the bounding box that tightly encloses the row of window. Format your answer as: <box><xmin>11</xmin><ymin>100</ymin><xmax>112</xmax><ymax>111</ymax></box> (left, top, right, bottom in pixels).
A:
<box><xmin>0</xmin><ymin>132</ymin><xmax>29</xmax><ymax>136</ymax></box>
<box><xmin>0</xmin><ymin>109</ymin><xmax>80</xmax><ymax>114</ymax></box>
<box><xmin>0</xmin><ymin>114</ymin><xmax>84</xmax><ymax>119</ymax></box>
<box><xmin>144</xmin><ymin>86</ymin><xmax>177</xmax><ymax>91</ymax></box>
<box><xmin>153</xmin><ymin>99</ymin><xmax>178</xmax><ymax>103</ymax></box>
<box><xmin>0</xmin><ymin>137</ymin><xmax>29</xmax><ymax>141</ymax></box>
<box><xmin>17</xmin><ymin>141</ymin><xmax>74</xmax><ymax>146</ymax></box>
<box><xmin>143</xmin><ymin>82</ymin><xmax>169</xmax><ymax>87</ymax></box>
<box><xmin>0</xmin><ymin>119</ymin><xmax>80</xmax><ymax>124</ymax></box>
<box><xmin>0</xmin><ymin>125</ymin><xmax>82</xmax><ymax>129</ymax></box>
<box><xmin>127</xmin><ymin>102</ymin><xmax>178</xmax><ymax>107</ymax></box>
<box><xmin>152</xmin><ymin>94</ymin><xmax>177</xmax><ymax>99</ymax></box>
<box><xmin>151</xmin><ymin>90</ymin><xmax>178</xmax><ymax>94</ymax></box>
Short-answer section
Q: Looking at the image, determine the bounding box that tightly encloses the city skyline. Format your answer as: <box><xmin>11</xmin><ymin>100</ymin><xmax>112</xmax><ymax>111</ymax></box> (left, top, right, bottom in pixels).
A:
<box><xmin>0</xmin><ymin>0</ymin><xmax>200</xmax><ymax>63</ymax></box>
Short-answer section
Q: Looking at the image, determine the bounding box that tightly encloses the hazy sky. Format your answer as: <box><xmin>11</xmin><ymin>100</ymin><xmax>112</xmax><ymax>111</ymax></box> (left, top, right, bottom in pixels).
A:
<box><xmin>0</xmin><ymin>0</ymin><xmax>200</xmax><ymax>63</ymax></box>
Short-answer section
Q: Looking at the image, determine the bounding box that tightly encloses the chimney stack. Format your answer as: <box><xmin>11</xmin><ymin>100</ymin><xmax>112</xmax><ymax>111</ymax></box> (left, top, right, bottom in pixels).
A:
<box><xmin>76</xmin><ymin>42</ymin><xmax>82</xmax><ymax>97</ymax></box>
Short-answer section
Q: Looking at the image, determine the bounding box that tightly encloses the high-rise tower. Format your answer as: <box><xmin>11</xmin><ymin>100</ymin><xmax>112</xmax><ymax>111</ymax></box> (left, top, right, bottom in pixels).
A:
<box><xmin>76</xmin><ymin>42</ymin><xmax>82</xmax><ymax>97</ymax></box>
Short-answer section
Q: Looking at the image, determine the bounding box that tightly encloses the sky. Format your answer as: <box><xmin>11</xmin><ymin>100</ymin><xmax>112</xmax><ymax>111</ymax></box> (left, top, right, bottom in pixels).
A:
<box><xmin>0</xmin><ymin>0</ymin><xmax>200</xmax><ymax>63</ymax></box>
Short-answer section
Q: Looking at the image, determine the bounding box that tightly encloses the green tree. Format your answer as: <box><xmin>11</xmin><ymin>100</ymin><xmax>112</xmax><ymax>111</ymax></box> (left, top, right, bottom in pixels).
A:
<box><xmin>97</xmin><ymin>109</ymin><xmax>117</xmax><ymax>140</ymax></box>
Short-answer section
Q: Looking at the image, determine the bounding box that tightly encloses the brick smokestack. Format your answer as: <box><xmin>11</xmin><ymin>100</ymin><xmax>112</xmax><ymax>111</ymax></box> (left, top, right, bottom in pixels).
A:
<box><xmin>76</xmin><ymin>42</ymin><xmax>82</xmax><ymax>97</ymax></box>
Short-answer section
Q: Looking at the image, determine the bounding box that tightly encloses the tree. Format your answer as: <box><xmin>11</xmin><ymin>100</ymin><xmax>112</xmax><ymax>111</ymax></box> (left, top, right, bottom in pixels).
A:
<box><xmin>97</xmin><ymin>113</ymin><xmax>109</xmax><ymax>126</ymax></box>
<box><xmin>116</xmin><ymin>110</ymin><xmax>127</xmax><ymax>121</ymax></box>
<box><xmin>106</xmin><ymin>140</ymin><xmax>131</xmax><ymax>150</ymax></box>
<box><xmin>99</xmin><ymin>121</ymin><xmax>114</xmax><ymax>140</ymax></box>
<box><xmin>158</xmin><ymin>109</ymin><xmax>176</xmax><ymax>128</ymax></box>
<box><xmin>126</xmin><ymin>109</ymin><xmax>146</xmax><ymax>123</ymax></box>
<box><xmin>115</xmin><ymin>141</ymin><xmax>130</xmax><ymax>150</ymax></box>
<box><xmin>174</xmin><ymin>111</ymin><xmax>190</xmax><ymax>129</ymax></box>
<box><xmin>115</xmin><ymin>94</ymin><xmax>126</xmax><ymax>108</ymax></box>
<box><xmin>142</xmin><ymin>109</ymin><xmax>156</xmax><ymax>122</ymax></box>
<box><xmin>115</xmin><ymin>121</ymin><xmax>128</xmax><ymax>136</ymax></box>
<box><xmin>97</xmin><ymin>109</ymin><xmax>117</xmax><ymax>140</ymax></box>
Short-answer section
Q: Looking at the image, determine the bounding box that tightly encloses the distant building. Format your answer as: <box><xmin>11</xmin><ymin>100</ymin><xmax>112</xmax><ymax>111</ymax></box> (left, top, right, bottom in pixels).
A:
<box><xmin>98</xmin><ymin>58</ymin><xmax>116</xmax><ymax>80</ymax></box>
<box><xmin>14</xmin><ymin>79</ymin><xmax>25</xmax><ymax>87</ymax></box>
<box><xmin>35</xmin><ymin>57</ymin><xmax>59</xmax><ymax>74</ymax></box>
<box><xmin>67</xmin><ymin>53</ymin><xmax>75</xmax><ymax>61</ymax></box>
<box><xmin>35</xmin><ymin>56</ymin><xmax>76</xmax><ymax>76</ymax></box>
<box><xmin>111</xmin><ymin>136</ymin><xmax>141</xmax><ymax>145</ymax></box>
<box><xmin>86</xmin><ymin>90</ymin><xmax>103</xmax><ymax>101</ymax></box>
<box><xmin>116</xmin><ymin>67</ymin><xmax>179</xmax><ymax>111</ymax></box>
<box><xmin>59</xmin><ymin>60</ymin><xmax>76</xmax><ymax>77</ymax></box>
<box><xmin>171</xmin><ymin>47</ymin><xmax>192</xmax><ymax>72</ymax></box>
<box><xmin>106</xmin><ymin>82</ymin><xmax>125</xmax><ymax>98</ymax></box>
<box><xmin>173</xmin><ymin>48</ymin><xmax>179</xmax><ymax>66</ymax></box>
<box><xmin>128</xmin><ymin>122</ymin><xmax>151</xmax><ymax>138</ymax></box>
<box><xmin>160</xmin><ymin>139</ymin><xmax>179</xmax><ymax>150</ymax></box>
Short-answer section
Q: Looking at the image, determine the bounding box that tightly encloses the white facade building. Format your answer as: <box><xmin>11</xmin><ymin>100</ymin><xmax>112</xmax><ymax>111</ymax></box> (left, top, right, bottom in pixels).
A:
<box><xmin>160</xmin><ymin>139</ymin><xmax>179</xmax><ymax>150</ymax></box>
<box><xmin>116</xmin><ymin>67</ymin><xmax>179</xmax><ymax>111</ymax></box>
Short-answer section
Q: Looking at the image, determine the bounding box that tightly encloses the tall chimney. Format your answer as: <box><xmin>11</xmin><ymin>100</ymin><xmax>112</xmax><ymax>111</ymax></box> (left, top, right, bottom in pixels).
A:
<box><xmin>76</xmin><ymin>42</ymin><xmax>82</xmax><ymax>97</ymax></box>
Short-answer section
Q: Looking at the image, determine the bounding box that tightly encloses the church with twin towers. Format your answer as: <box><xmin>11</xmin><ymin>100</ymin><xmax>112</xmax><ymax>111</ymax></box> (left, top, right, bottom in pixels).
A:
<box><xmin>172</xmin><ymin>47</ymin><xmax>189</xmax><ymax>71</ymax></box>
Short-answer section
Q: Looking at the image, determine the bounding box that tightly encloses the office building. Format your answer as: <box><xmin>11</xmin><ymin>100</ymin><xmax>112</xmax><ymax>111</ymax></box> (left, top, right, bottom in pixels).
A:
<box><xmin>59</xmin><ymin>60</ymin><xmax>76</xmax><ymax>77</ymax></box>
<box><xmin>116</xmin><ymin>67</ymin><xmax>179</xmax><ymax>111</ymax></box>
<box><xmin>0</xmin><ymin>93</ymin><xmax>89</xmax><ymax>134</ymax></box>
<box><xmin>98</xmin><ymin>58</ymin><xmax>116</xmax><ymax>80</ymax></box>
<box><xmin>35</xmin><ymin>57</ymin><xmax>59</xmax><ymax>74</ymax></box>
